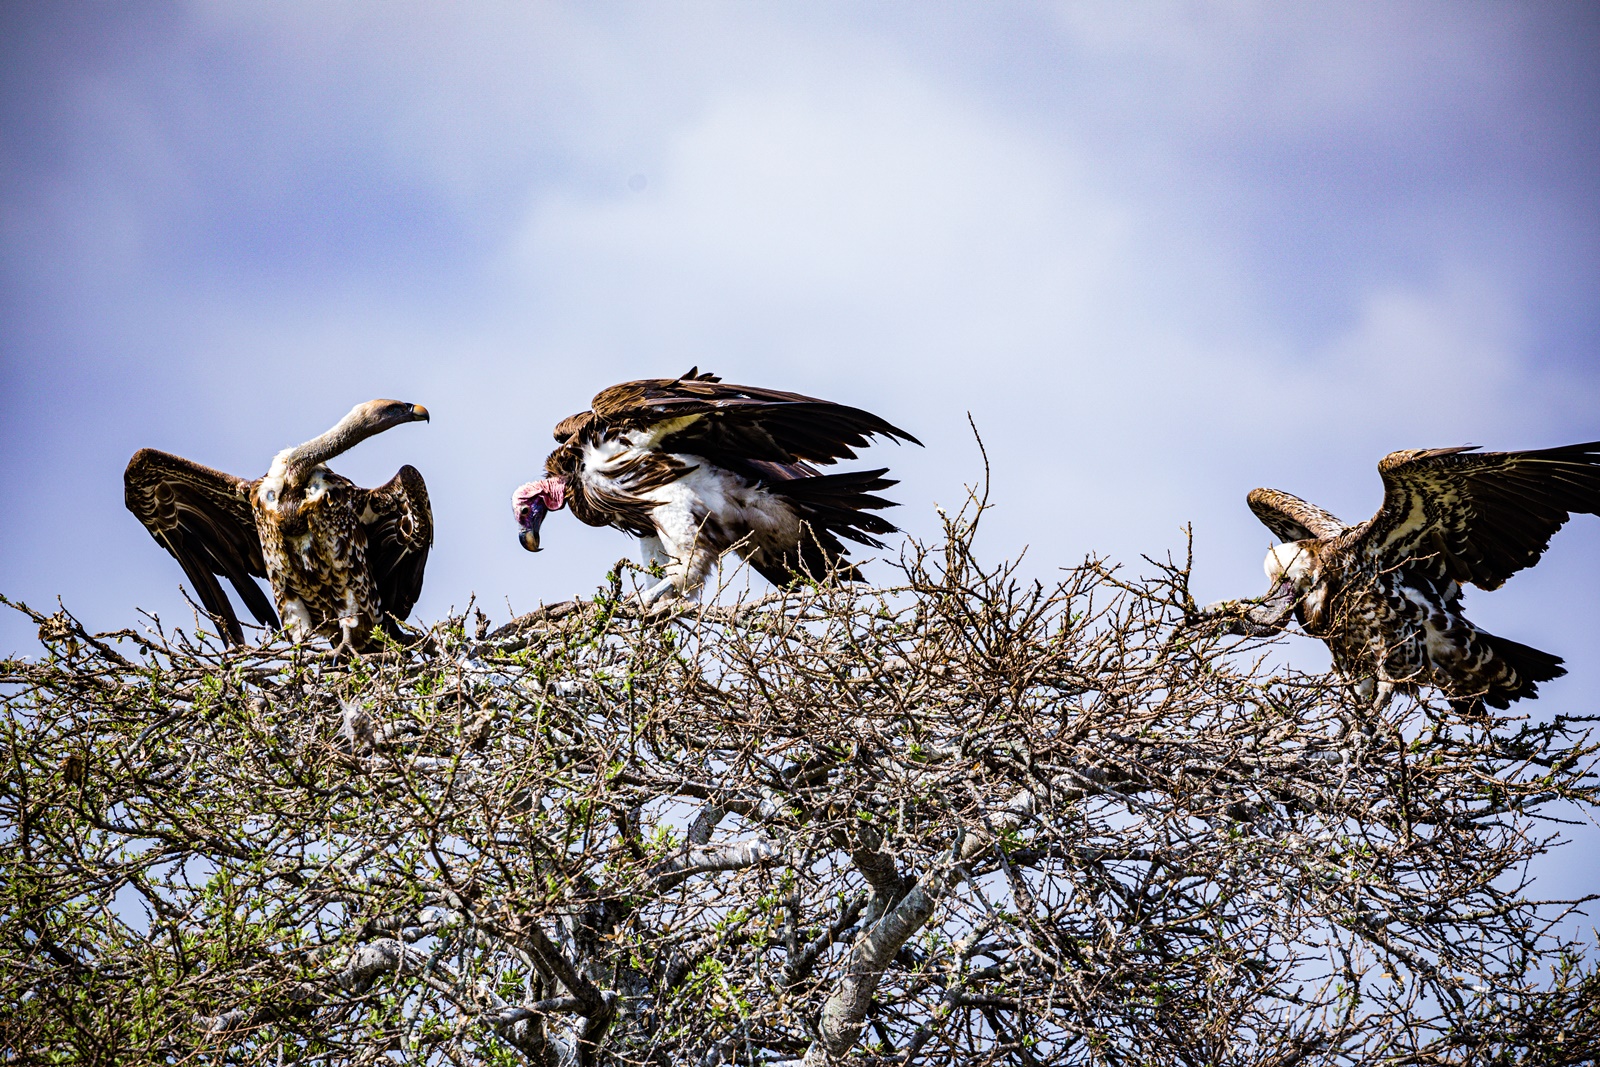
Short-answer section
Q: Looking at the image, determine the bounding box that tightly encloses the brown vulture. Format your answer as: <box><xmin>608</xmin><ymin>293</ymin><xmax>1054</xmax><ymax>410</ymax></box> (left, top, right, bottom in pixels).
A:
<box><xmin>512</xmin><ymin>369</ymin><xmax>919</xmax><ymax>605</ymax></box>
<box><xmin>1203</xmin><ymin>441</ymin><xmax>1600</xmax><ymax>710</ymax></box>
<box><xmin>124</xmin><ymin>399</ymin><xmax>433</xmax><ymax>651</ymax></box>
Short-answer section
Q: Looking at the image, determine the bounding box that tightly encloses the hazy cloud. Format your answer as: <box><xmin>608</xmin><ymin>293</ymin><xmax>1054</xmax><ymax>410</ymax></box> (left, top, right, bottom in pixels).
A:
<box><xmin>4</xmin><ymin>0</ymin><xmax>1597</xmax><ymax>896</ymax></box>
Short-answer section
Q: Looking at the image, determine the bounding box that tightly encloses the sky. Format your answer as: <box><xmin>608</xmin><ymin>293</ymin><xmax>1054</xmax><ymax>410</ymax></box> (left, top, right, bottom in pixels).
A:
<box><xmin>3</xmin><ymin>2</ymin><xmax>1598</xmax><ymax>900</ymax></box>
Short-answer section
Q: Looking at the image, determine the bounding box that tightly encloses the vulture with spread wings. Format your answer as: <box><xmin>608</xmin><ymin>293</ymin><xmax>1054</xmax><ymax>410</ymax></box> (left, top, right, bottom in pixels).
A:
<box><xmin>125</xmin><ymin>399</ymin><xmax>433</xmax><ymax>651</ymax></box>
<box><xmin>513</xmin><ymin>369</ymin><xmax>920</xmax><ymax>604</ymax></box>
<box><xmin>1203</xmin><ymin>441</ymin><xmax>1600</xmax><ymax>709</ymax></box>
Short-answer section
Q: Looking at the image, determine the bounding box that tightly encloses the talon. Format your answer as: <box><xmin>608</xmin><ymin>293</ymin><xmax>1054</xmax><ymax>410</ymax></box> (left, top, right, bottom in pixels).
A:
<box><xmin>639</xmin><ymin>577</ymin><xmax>679</xmax><ymax>609</ymax></box>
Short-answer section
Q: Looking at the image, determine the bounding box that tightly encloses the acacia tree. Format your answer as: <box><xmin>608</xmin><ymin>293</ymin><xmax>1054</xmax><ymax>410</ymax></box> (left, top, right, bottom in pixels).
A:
<box><xmin>3</xmin><ymin>502</ymin><xmax>1599</xmax><ymax>1066</ymax></box>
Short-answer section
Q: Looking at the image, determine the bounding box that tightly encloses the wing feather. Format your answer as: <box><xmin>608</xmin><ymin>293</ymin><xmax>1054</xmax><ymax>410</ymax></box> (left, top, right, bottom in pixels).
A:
<box><xmin>362</xmin><ymin>464</ymin><xmax>433</xmax><ymax>629</ymax></box>
<box><xmin>1246</xmin><ymin>488</ymin><xmax>1349</xmax><ymax>542</ymax></box>
<box><xmin>543</xmin><ymin>371</ymin><xmax>918</xmax><ymax>583</ymax></box>
<box><xmin>552</xmin><ymin>411</ymin><xmax>592</xmax><ymax>443</ymax></box>
<box><xmin>589</xmin><ymin>370</ymin><xmax>920</xmax><ymax>466</ymax></box>
<box><xmin>1358</xmin><ymin>441</ymin><xmax>1600</xmax><ymax>588</ymax></box>
<box><xmin>123</xmin><ymin>449</ymin><xmax>278</xmax><ymax>644</ymax></box>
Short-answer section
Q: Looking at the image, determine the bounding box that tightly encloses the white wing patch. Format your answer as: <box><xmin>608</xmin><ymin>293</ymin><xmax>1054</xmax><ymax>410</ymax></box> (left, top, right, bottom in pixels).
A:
<box><xmin>628</xmin><ymin>413</ymin><xmax>703</xmax><ymax>450</ymax></box>
<box><xmin>580</xmin><ymin>435</ymin><xmax>641</xmax><ymax>477</ymax></box>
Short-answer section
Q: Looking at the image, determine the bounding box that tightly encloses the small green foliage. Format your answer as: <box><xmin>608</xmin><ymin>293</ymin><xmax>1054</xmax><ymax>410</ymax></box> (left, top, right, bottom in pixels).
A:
<box><xmin>2</xmin><ymin>517</ymin><xmax>1598</xmax><ymax>1066</ymax></box>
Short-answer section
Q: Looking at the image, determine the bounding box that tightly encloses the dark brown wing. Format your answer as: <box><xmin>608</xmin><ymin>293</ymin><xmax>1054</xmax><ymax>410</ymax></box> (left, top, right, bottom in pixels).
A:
<box><xmin>362</xmin><ymin>465</ymin><xmax>433</xmax><ymax>628</ymax></box>
<box><xmin>552</xmin><ymin>410</ymin><xmax>593</xmax><ymax>443</ymax></box>
<box><xmin>1356</xmin><ymin>442</ymin><xmax>1600</xmax><ymax>589</ymax></box>
<box><xmin>743</xmin><ymin>458</ymin><xmax>823</xmax><ymax>483</ymax></box>
<box><xmin>124</xmin><ymin>448</ymin><xmax>279</xmax><ymax>644</ymax></box>
<box><xmin>588</xmin><ymin>368</ymin><xmax>921</xmax><ymax>467</ymax></box>
<box><xmin>1247</xmin><ymin>488</ymin><xmax>1349</xmax><ymax>543</ymax></box>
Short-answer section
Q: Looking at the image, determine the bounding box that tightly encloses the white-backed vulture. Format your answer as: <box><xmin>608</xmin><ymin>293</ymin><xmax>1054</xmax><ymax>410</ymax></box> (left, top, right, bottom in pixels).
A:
<box><xmin>125</xmin><ymin>399</ymin><xmax>432</xmax><ymax>650</ymax></box>
<box><xmin>1204</xmin><ymin>441</ymin><xmax>1600</xmax><ymax>710</ymax></box>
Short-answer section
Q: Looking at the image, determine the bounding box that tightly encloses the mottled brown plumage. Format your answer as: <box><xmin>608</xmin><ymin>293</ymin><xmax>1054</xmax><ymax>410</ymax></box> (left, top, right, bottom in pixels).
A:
<box><xmin>515</xmin><ymin>369</ymin><xmax>920</xmax><ymax>604</ymax></box>
<box><xmin>1208</xmin><ymin>441</ymin><xmax>1600</xmax><ymax>709</ymax></box>
<box><xmin>1246</xmin><ymin>487</ymin><xmax>1346</xmax><ymax>542</ymax></box>
<box><xmin>125</xmin><ymin>400</ymin><xmax>433</xmax><ymax>649</ymax></box>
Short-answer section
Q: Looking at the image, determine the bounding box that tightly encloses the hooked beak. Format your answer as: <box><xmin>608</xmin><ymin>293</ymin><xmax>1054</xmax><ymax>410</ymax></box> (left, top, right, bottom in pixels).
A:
<box><xmin>519</xmin><ymin>502</ymin><xmax>548</xmax><ymax>552</ymax></box>
<box><xmin>1247</xmin><ymin>579</ymin><xmax>1298</xmax><ymax>627</ymax></box>
<box><xmin>411</xmin><ymin>404</ymin><xmax>429</xmax><ymax>422</ymax></box>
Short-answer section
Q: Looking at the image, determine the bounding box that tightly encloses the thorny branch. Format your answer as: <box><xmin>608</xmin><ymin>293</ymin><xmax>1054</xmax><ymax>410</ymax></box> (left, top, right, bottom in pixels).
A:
<box><xmin>2</xmin><ymin>500</ymin><xmax>1599</xmax><ymax>1066</ymax></box>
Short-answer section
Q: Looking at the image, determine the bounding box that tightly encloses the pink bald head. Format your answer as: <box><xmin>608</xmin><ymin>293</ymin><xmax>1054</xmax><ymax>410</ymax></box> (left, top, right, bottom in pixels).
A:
<box><xmin>513</xmin><ymin>477</ymin><xmax>566</xmax><ymax>517</ymax></box>
<box><xmin>513</xmin><ymin>478</ymin><xmax>566</xmax><ymax>553</ymax></box>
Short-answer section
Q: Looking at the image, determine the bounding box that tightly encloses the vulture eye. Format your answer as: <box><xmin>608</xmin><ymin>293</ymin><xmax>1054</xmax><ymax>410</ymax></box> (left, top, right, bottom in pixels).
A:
<box><xmin>263</xmin><ymin>489</ymin><xmax>277</xmax><ymax>503</ymax></box>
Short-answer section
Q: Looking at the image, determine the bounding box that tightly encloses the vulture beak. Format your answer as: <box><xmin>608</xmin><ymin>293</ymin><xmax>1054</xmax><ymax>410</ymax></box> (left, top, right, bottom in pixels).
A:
<box><xmin>519</xmin><ymin>501</ymin><xmax>548</xmax><ymax>552</ymax></box>
<box><xmin>411</xmin><ymin>404</ymin><xmax>430</xmax><ymax>422</ymax></box>
<box><xmin>1245</xmin><ymin>579</ymin><xmax>1299</xmax><ymax>628</ymax></box>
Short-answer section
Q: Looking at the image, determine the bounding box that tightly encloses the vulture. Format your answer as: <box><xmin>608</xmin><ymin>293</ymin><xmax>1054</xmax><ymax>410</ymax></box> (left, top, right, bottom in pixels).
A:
<box><xmin>512</xmin><ymin>369</ymin><xmax>920</xmax><ymax>605</ymax></box>
<box><xmin>1203</xmin><ymin>441</ymin><xmax>1600</xmax><ymax>710</ymax></box>
<box><xmin>125</xmin><ymin>399</ymin><xmax>433</xmax><ymax>651</ymax></box>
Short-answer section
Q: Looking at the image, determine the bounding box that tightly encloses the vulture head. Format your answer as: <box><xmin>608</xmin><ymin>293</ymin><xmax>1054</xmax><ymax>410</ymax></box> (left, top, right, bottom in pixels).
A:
<box><xmin>1264</xmin><ymin>541</ymin><xmax>1316</xmax><ymax>592</ymax></box>
<box><xmin>1253</xmin><ymin>539</ymin><xmax>1325</xmax><ymax>627</ymax></box>
<box><xmin>513</xmin><ymin>478</ymin><xmax>567</xmax><ymax>552</ymax></box>
<box><xmin>354</xmin><ymin>399</ymin><xmax>431</xmax><ymax>432</ymax></box>
<box><xmin>270</xmin><ymin>398</ymin><xmax>431</xmax><ymax>481</ymax></box>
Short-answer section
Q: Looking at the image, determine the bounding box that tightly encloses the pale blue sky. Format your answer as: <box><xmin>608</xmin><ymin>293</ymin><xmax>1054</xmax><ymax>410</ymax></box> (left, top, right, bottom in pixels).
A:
<box><xmin>3</xmin><ymin>1</ymin><xmax>1598</xmax><ymax>900</ymax></box>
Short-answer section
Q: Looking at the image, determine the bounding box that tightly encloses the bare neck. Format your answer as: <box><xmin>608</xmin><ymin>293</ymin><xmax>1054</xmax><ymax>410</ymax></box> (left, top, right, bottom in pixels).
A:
<box><xmin>276</xmin><ymin>408</ymin><xmax>378</xmax><ymax>476</ymax></box>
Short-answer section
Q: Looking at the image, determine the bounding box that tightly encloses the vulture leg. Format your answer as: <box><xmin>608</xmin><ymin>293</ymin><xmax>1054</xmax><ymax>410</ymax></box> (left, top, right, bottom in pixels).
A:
<box><xmin>1350</xmin><ymin>675</ymin><xmax>1393</xmax><ymax>716</ymax></box>
<box><xmin>1333</xmin><ymin>677</ymin><xmax>1383</xmax><ymax>744</ymax></box>
<box><xmin>638</xmin><ymin>537</ymin><xmax>718</xmax><ymax>607</ymax></box>
<box><xmin>640</xmin><ymin>576</ymin><xmax>680</xmax><ymax>608</ymax></box>
<box><xmin>331</xmin><ymin>614</ymin><xmax>363</xmax><ymax>660</ymax></box>
<box><xmin>638</xmin><ymin>535</ymin><xmax>671</xmax><ymax>571</ymax></box>
<box><xmin>1370</xmin><ymin>679</ymin><xmax>1394</xmax><ymax>716</ymax></box>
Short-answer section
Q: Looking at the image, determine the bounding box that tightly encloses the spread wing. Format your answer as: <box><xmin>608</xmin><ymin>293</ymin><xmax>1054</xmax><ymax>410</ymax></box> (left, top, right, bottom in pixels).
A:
<box><xmin>587</xmin><ymin>367</ymin><xmax>921</xmax><ymax>469</ymax></box>
<box><xmin>1356</xmin><ymin>441</ymin><xmax>1600</xmax><ymax>590</ymax></box>
<box><xmin>124</xmin><ymin>449</ymin><xmax>279</xmax><ymax>644</ymax></box>
<box><xmin>1247</xmin><ymin>488</ymin><xmax>1349</xmax><ymax>543</ymax></box>
<box><xmin>362</xmin><ymin>464</ymin><xmax>433</xmax><ymax>627</ymax></box>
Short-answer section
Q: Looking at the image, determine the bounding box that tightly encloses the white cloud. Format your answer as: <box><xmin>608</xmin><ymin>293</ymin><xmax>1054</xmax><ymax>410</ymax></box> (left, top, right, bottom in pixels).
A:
<box><xmin>506</xmin><ymin>69</ymin><xmax>1129</xmax><ymax>370</ymax></box>
<box><xmin>2</xmin><ymin>0</ymin><xmax>1596</xmax><ymax>915</ymax></box>
<box><xmin>1044</xmin><ymin>0</ymin><xmax>1508</xmax><ymax>132</ymax></box>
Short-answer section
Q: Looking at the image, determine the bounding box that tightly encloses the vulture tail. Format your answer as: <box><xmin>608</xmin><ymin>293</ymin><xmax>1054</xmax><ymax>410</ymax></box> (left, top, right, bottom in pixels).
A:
<box><xmin>1478</xmin><ymin>631</ymin><xmax>1567</xmax><ymax>709</ymax></box>
<box><xmin>752</xmin><ymin>469</ymin><xmax>903</xmax><ymax>587</ymax></box>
